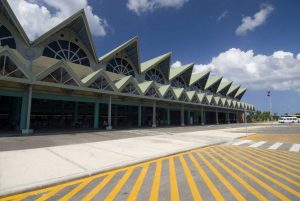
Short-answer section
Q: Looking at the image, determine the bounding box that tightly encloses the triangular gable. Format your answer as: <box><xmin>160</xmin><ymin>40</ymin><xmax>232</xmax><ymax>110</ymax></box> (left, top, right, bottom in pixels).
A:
<box><xmin>31</xmin><ymin>9</ymin><xmax>98</xmax><ymax>62</ymax></box>
<box><xmin>217</xmin><ymin>81</ymin><xmax>233</xmax><ymax>95</ymax></box>
<box><xmin>172</xmin><ymin>87</ymin><xmax>184</xmax><ymax>99</ymax></box>
<box><xmin>158</xmin><ymin>84</ymin><xmax>171</xmax><ymax>96</ymax></box>
<box><xmin>227</xmin><ymin>85</ymin><xmax>240</xmax><ymax>98</ymax></box>
<box><xmin>81</xmin><ymin>69</ymin><xmax>116</xmax><ymax>91</ymax></box>
<box><xmin>179</xmin><ymin>91</ymin><xmax>189</xmax><ymax>102</ymax></box>
<box><xmin>236</xmin><ymin>102</ymin><xmax>241</xmax><ymax>109</ymax></box>
<box><xmin>115</xmin><ymin>76</ymin><xmax>142</xmax><ymax>95</ymax></box>
<box><xmin>191</xmin><ymin>93</ymin><xmax>200</xmax><ymax>103</ymax></box>
<box><xmin>139</xmin><ymin>81</ymin><xmax>161</xmax><ymax>98</ymax></box>
<box><xmin>186</xmin><ymin>91</ymin><xmax>196</xmax><ymax>102</ymax></box>
<box><xmin>170</xmin><ymin>63</ymin><xmax>194</xmax><ymax>85</ymax></box>
<box><xmin>221</xmin><ymin>98</ymin><xmax>228</xmax><ymax>107</ymax></box>
<box><xmin>234</xmin><ymin>87</ymin><xmax>247</xmax><ymax>100</ymax></box>
<box><xmin>99</xmin><ymin>37</ymin><xmax>140</xmax><ymax>73</ymax></box>
<box><xmin>232</xmin><ymin>100</ymin><xmax>237</xmax><ymax>108</ymax></box>
<box><xmin>36</xmin><ymin>60</ymin><xmax>82</xmax><ymax>86</ymax></box>
<box><xmin>164</xmin><ymin>89</ymin><xmax>176</xmax><ymax>100</ymax></box>
<box><xmin>0</xmin><ymin>0</ymin><xmax>30</xmax><ymax>45</ymax></box>
<box><xmin>0</xmin><ymin>47</ymin><xmax>30</xmax><ymax>80</ymax></box>
<box><xmin>205</xmin><ymin>76</ymin><xmax>223</xmax><ymax>93</ymax></box>
<box><xmin>214</xmin><ymin>96</ymin><xmax>222</xmax><ymax>106</ymax></box>
<box><xmin>190</xmin><ymin>70</ymin><xmax>210</xmax><ymax>91</ymax></box>
<box><xmin>206</xmin><ymin>94</ymin><xmax>214</xmax><ymax>105</ymax></box>
<box><xmin>141</xmin><ymin>52</ymin><xmax>171</xmax><ymax>81</ymax></box>
<box><xmin>159</xmin><ymin>85</ymin><xmax>176</xmax><ymax>100</ymax></box>
<box><xmin>197</xmin><ymin>93</ymin><xmax>207</xmax><ymax>104</ymax></box>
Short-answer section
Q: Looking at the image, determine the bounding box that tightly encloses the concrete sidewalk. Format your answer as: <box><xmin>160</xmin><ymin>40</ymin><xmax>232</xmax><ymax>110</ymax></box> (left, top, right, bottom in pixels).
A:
<box><xmin>0</xmin><ymin>126</ymin><xmax>253</xmax><ymax>196</ymax></box>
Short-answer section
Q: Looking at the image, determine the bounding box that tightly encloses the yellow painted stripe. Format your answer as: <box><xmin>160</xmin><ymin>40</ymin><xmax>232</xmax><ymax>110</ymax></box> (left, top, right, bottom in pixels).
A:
<box><xmin>59</xmin><ymin>178</ymin><xmax>93</xmax><ymax>201</ymax></box>
<box><xmin>238</xmin><ymin>147</ymin><xmax>300</xmax><ymax>179</ymax></box>
<box><xmin>81</xmin><ymin>174</ymin><xmax>115</xmax><ymax>201</ymax></box>
<box><xmin>169</xmin><ymin>157</ymin><xmax>180</xmax><ymax>201</ymax></box>
<box><xmin>255</xmin><ymin>147</ymin><xmax>300</xmax><ymax>165</ymax></box>
<box><xmin>213</xmin><ymin>147</ymin><xmax>292</xmax><ymax>201</ymax></box>
<box><xmin>237</xmin><ymin>146</ymin><xmax>300</xmax><ymax>173</ymax></box>
<box><xmin>178</xmin><ymin>155</ymin><xmax>203</xmax><ymax>201</ymax></box>
<box><xmin>36</xmin><ymin>186</ymin><xmax>64</xmax><ymax>201</ymax></box>
<box><xmin>188</xmin><ymin>153</ymin><xmax>225</xmax><ymax>201</ymax></box>
<box><xmin>126</xmin><ymin>164</ymin><xmax>149</xmax><ymax>201</ymax></box>
<box><xmin>226</xmin><ymin>146</ymin><xmax>300</xmax><ymax>186</ymax></box>
<box><xmin>105</xmin><ymin>167</ymin><xmax>135</xmax><ymax>201</ymax></box>
<box><xmin>195</xmin><ymin>151</ymin><xmax>246</xmax><ymax>201</ymax></box>
<box><xmin>149</xmin><ymin>159</ymin><xmax>162</xmax><ymax>201</ymax></box>
<box><xmin>217</xmin><ymin>148</ymin><xmax>300</xmax><ymax>198</ymax></box>
<box><xmin>203</xmin><ymin>149</ymin><xmax>268</xmax><ymax>201</ymax></box>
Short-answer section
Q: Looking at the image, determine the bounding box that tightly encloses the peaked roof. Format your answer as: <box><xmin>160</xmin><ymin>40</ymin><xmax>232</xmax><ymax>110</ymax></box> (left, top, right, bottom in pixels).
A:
<box><xmin>99</xmin><ymin>37</ymin><xmax>141</xmax><ymax>73</ymax></box>
<box><xmin>31</xmin><ymin>9</ymin><xmax>98</xmax><ymax>62</ymax></box>
<box><xmin>206</xmin><ymin>94</ymin><xmax>214</xmax><ymax>104</ymax></box>
<box><xmin>205</xmin><ymin>76</ymin><xmax>223</xmax><ymax>93</ymax></box>
<box><xmin>186</xmin><ymin>91</ymin><xmax>196</xmax><ymax>101</ymax></box>
<box><xmin>197</xmin><ymin>93</ymin><xmax>206</xmax><ymax>103</ymax></box>
<box><xmin>35</xmin><ymin>59</ymin><xmax>82</xmax><ymax>86</ymax></box>
<box><xmin>138</xmin><ymin>81</ymin><xmax>153</xmax><ymax>93</ymax></box>
<box><xmin>141</xmin><ymin>52</ymin><xmax>171</xmax><ymax>73</ymax></box>
<box><xmin>169</xmin><ymin>63</ymin><xmax>194</xmax><ymax>85</ymax></box>
<box><xmin>114</xmin><ymin>75</ymin><xmax>142</xmax><ymax>94</ymax></box>
<box><xmin>157</xmin><ymin>84</ymin><xmax>171</xmax><ymax>96</ymax></box>
<box><xmin>81</xmin><ymin>68</ymin><xmax>117</xmax><ymax>91</ymax></box>
<box><xmin>172</xmin><ymin>87</ymin><xmax>184</xmax><ymax>99</ymax></box>
<box><xmin>234</xmin><ymin>87</ymin><xmax>247</xmax><ymax>100</ymax></box>
<box><xmin>0</xmin><ymin>0</ymin><xmax>30</xmax><ymax>45</ymax></box>
<box><xmin>217</xmin><ymin>81</ymin><xmax>233</xmax><ymax>95</ymax></box>
<box><xmin>189</xmin><ymin>70</ymin><xmax>210</xmax><ymax>86</ymax></box>
<box><xmin>227</xmin><ymin>84</ymin><xmax>240</xmax><ymax>98</ymax></box>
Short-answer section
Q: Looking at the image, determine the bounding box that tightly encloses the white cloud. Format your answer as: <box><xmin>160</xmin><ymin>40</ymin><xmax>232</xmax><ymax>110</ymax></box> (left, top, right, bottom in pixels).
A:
<box><xmin>127</xmin><ymin>0</ymin><xmax>189</xmax><ymax>15</ymax></box>
<box><xmin>174</xmin><ymin>48</ymin><xmax>300</xmax><ymax>92</ymax></box>
<box><xmin>171</xmin><ymin>60</ymin><xmax>182</xmax><ymax>68</ymax></box>
<box><xmin>8</xmin><ymin>0</ymin><xmax>108</xmax><ymax>41</ymax></box>
<box><xmin>217</xmin><ymin>11</ymin><xmax>228</xmax><ymax>22</ymax></box>
<box><xmin>236</xmin><ymin>4</ymin><xmax>274</xmax><ymax>36</ymax></box>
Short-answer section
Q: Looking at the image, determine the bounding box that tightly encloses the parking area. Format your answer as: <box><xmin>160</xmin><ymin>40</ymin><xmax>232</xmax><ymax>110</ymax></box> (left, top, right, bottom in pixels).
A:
<box><xmin>1</xmin><ymin>123</ymin><xmax>299</xmax><ymax>200</ymax></box>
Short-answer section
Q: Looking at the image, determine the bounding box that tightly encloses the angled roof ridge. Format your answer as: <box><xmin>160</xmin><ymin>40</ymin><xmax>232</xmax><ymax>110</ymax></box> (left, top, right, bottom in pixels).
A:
<box><xmin>190</xmin><ymin>69</ymin><xmax>211</xmax><ymax>85</ymax></box>
<box><xmin>186</xmin><ymin>91</ymin><xmax>196</xmax><ymax>100</ymax></box>
<box><xmin>172</xmin><ymin>87</ymin><xmax>184</xmax><ymax>99</ymax></box>
<box><xmin>81</xmin><ymin>68</ymin><xmax>104</xmax><ymax>84</ymax></box>
<box><xmin>99</xmin><ymin>36</ymin><xmax>139</xmax><ymax>62</ymax></box>
<box><xmin>1</xmin><ymin>0</ymin><xmax>30</xmax><ymax>45</ymax></box>
<box><xmin>234</xmin><ymin>87</ymin><xmax>247</xmax><ymax>100</ymax></box>
<box><xmin>138</xmin><ymin>80</ymin><xmax>153</xmax><ymax>93</ymax></box>
<box><xmin>30</xmin><ymin>9</ymin><xmax>98</xmax><ymax>62</ymax></box>
<box><xmin>217</xmin><ymin>80</ymin><xmax>233</xmax><ymax>92</ymax></box>
<box><xmin>36</xmin><ymin>59</ymin><xmax>82</xmax><ymax>86</ymax></box>
<box><xmin>227</xmin><ymin>84</ymin><xmax>240</xmax><ymax>96</ymax></box>
<box><xmin>169</xmin><ymin>63</ymin><xmax>194</xmax><ymax>80</ymax></box>
<box><xmin>205</xmin><ymin>76</ymin><xmax>223</xmax><ymax>90</ymax></box>
<box><xmin>141</xmin><ymin>52</ymin><xmax>172</xmax><ymax>73</ymax></box>
<box><xmin>115</xmin><ymin>75</ymin><xmax>132</xmax><ymax>90</ymax></box>
<box><xmin>157</xmin><ymin>84</ymin><xmax>171</xmax><ymax>96</ymax></box>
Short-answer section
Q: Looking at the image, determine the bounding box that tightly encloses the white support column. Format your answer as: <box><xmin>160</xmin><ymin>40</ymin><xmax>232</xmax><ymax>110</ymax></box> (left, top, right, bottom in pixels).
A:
<box><xmin>167</xmin><ymin>108</ymin><xmax>170</xmax><ymax>126</ymax></box>
<box><xmin>181</xmin><ymin>104</ymin><xmax>185</xmax><ymax>126</ymax></box>
<box><xmin>152</xmin><ymin>101</ymin><xmax>156</xmax><ymax>127</ymax></box>
<box><xmin>216</xmin><ymin>109</ymin><xmax>219</xmax><ymax>125</ymax></box>
<box><xmin>22</xmin><ymin>86</ymin><xmax>33</xmax><ymax>135</ymax></box>
<box><xmin>201</xmin><ymin>107</ymin><xmax>205</xmax><ymax>125</ymax></box>
<box><xmin>226</xmin><ymin>110</ymin><xmax>230</xmax><ymax>124</ymax></box>
<box><xmin>107</xmin><ymin>96</ymin><xmax>112</xmax><ymax>130</ymax></box>
<box><xmin>236</xmin><ymin>111</ymin><xmax>239</xmax><ymax>123</ymax></box>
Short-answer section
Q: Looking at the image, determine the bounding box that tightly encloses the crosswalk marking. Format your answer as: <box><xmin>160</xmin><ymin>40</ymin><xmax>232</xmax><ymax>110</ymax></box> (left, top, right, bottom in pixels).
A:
<box><xmin>289</xmin><ymin>144</ymin><xmax>300</xmax><ymax>152</ymax></box>
<box><xmin>232</xmin><ymin>140</ymin><xmax>252</xmax><ymax>146</ymax></box>
<box><xmin>169</xmin><ymin>157</ymin><xmax>180</xmax><ymax>201</ymax></box>
<box><xmin>268</xmin><ymin>142</ymin><xmax>283</xmax><ymax>150</ymax></box>
<box><xmin>149</xmin><ymin>159</ymin><xmax>162</xmax><ymax>201</ymax></box>
<box><xmin>249</xmin><ymin>141</ymin><xmax>267</xmax><ymax>148</ymax></box>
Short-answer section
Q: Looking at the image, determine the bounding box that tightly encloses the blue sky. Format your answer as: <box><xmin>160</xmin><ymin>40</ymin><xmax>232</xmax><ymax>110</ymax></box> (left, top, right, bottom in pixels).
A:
<box><xmin>9</xmin><ymin>0</ymin><xmax>300</xmax><ymax>115</ymax></box>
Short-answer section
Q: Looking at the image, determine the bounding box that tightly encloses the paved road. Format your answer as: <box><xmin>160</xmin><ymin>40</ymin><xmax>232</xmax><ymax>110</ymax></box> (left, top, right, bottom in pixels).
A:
<box><xmin>1</xmin><ymin>132</ymin><xmax>299</xmax><ymax>201</ymax></box>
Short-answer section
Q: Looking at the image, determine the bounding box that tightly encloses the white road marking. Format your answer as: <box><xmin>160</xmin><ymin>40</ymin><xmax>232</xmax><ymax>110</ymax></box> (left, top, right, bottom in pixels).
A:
<box><xmin>268</xmin><ymin>142</ymin><xmax>283</xmax><ymax>150</ymax></box>
<box><xmin>289</xmin><ymin>144</ymin><xmax>300</xmax><ymax>152</ymax></box>
<box><xmin>249</xmin><ymin>141</ymin><xmax>267</xmax><ymax>148</ymax></box>
<box><xmin>232</xmin><ymin>140</ymin><xmax>252</xmax><ymax>146</ymax></box>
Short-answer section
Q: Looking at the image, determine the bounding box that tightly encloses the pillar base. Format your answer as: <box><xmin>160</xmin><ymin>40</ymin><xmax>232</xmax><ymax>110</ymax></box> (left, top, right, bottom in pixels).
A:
<box><xmin>181</xmin><ymin>123</ymin><xmax>185</xmax><ymax>127</ymax></box>
<box><xmin>201</xmin><ymin>122</ymin><xmax>205</xmax><ymax>125</ymax></box>
<box><xmin>106</xmin><ymin>126</ymin><xmax>112</xmax><ymax>130</ymax></box>
<box><xmin>22</xmin><ymin>129</ymin><xmax>34</xmax><ymax>135</ymax></box>
<box><xmin>152</xmin><ymin>124</ymin><xmax>156</xmax><ymax>128</ymax></box>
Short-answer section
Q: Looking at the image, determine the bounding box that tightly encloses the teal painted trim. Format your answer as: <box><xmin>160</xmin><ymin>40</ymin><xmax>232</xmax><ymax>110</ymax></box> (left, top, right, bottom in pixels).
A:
<box><xmin>32</xmin><ymin>92</ymin><xmax>97</xmax><ymax>103</ymax></box>
<box><xmin>0</xmin><ymin>88</ymin><xmax>25</xmax><ymax>97</ymax></box>
<box><xmin>94</xmin><ymin>101</ymin><xmax>99</xmax><ymax>129</ymax></box>
<box><xmin>138</xmin><ymin>105</ymin><xmax>142</xmax><ymax>127</ymax></box>
<box><xmin>20</xmin><ymin>94</ymin><xmax>28</xmax><ymax>129</ymax></box>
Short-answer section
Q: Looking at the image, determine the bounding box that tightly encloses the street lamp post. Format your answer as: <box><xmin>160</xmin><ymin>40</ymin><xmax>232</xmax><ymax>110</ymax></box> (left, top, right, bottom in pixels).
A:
<box><xmin>267</xmin><ymin>91</ymin><xmax>272</xmax><ymax>122</ymax></box>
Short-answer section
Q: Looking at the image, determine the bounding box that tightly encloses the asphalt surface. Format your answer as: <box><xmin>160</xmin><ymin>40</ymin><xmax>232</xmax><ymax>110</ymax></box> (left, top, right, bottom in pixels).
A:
<box><xmin>1</xmin><ymin>124</ymin><xmax>299</xmax><ymax>201</ymax></box>
<box><xmin>0</xmin><ymin>123</ymin><xmax>263</xmax><ymax>151</ymax></box>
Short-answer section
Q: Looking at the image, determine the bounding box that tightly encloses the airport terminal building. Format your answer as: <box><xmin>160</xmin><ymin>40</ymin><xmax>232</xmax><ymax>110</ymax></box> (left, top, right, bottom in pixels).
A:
<box><xmin>0</xmin><ymin>1</ymin><xmax>254</xmax><ymax>133</ymax></box>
